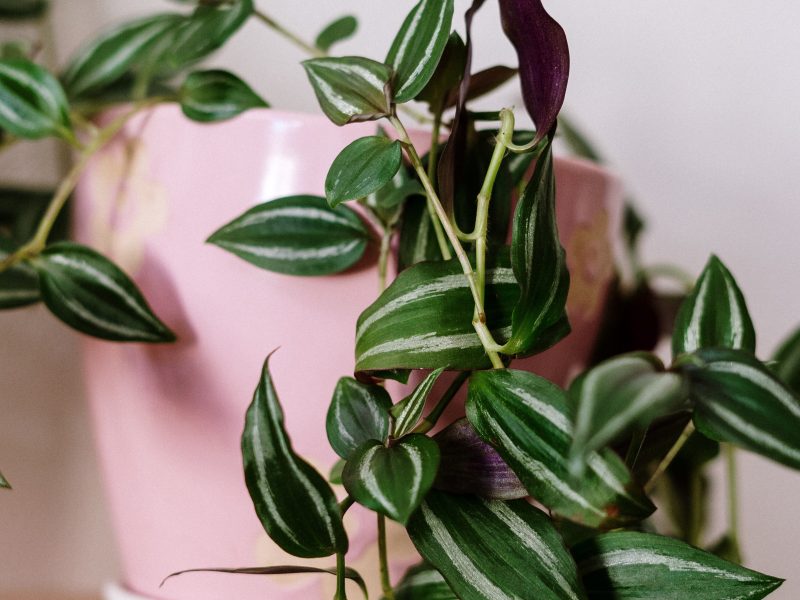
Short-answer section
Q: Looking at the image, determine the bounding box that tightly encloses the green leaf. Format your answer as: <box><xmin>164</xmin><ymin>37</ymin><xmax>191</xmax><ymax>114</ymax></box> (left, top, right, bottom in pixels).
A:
<box><xmin>467</xmin><ymin>369</ymin><xmax>655</xmax><ymax>528</ymax></box>
<box><xmin>315</xmin><ymin>15</ymin><xmax>358</xmax><ymax>52</ymax></box>
<box><xmin>0</xmin><ymin>0</ymin><xmax>47</xmax><ymax>19</ymax></box>
<box><xmin>504</xmin><ymin>143</ymin><xmax>571</xmax><ymax>356</ymax></box>
<box><xmin>569</xmin><ymin>353</ymin><xmax>687</xmax><ymax>470</ymax></box>
<box><xmin>386</xmin><ymin>0</ymin><xmax>455</xmax><ymax>103</ymax></box>
<box><xmin>0</xmin><ymin>238</ymin><xmax>39</xmax><ymax>309</ymax></box>
<box><xmin>398</xmin><ymin>196</ymin><xmax>445</xmax><ymax>270</ymax></box>
<box><xmin>672</xmin><ymin>255</ymin><xmax>755</xmax><ymax>358</ymax></box>
<box><xmin>0</xmin><ymin>58</ymin><xmax>73</xmax><ymax>140</ymax></box>
<box><xmin>772</xmin><ymin>325</ymin><xmax>800</xmax><ymax>395</ymax></box>
<box><xmin>407</xmin><ymin>490</ymin><xmax>586</xmax><ymax>600</ymax></box>
<box><xmin>243</xmin><ymin>356</ymin><xmax>348</xmax><ymax>558</ymax></box>
<box><xmin>326</xmin><ymin>377</ymin><xmax>392</xmax><ymax>460</ymax></box>
<box><xmin>303</xmin><ymin>56</ymin><xmax>392</xmax><ymax>126</ymax></box>
<box><xmin>179</xmin><ymin>69</ymin><xmax>267</xmax><ymax>122</ymax></box>
<box><xmin>391</xmin><ymin>368</ymin><xmax>444</xmax><ymax>438</ymax></box>
<box><xmin>0</xmin><ymin>469</ymin><xmax>10</xmax><ymax>489</ymax></box>
<box><xmin>573</xmin><ymin>531</ymin><xmax>783</xmax><ymax>599</ymax></box>
<box><xmin>685</xmin><ymin>348</ymin><xmax>800</xmax><ymax>470</ymax></box>
<box><xmin>343</xmin><ymin>434</ymin><xmax>439</xmax><ymax>524</ymax></box>
<box><xmin>415</xmin><ymin>32</ymin><xmax>466</xmax><ymax>110</ymax></box>
<box><xmin>31</xmin><ymin>242</ymin><xmax>174</xmax><ymax>342</ymax></box>
<box><xmin>329</xmin><ymin>458</ymin><xmax>346</xmax><ymax>485</ymax></box>
<box><xmin>326</xmin><ymin>136</ymin><xmax>403</xmax><ymax>207</ymax></box>
<box><xmin>207</xmin><ymin>195</ymin><xmax>370</xmax><ymax>276</ymax></box>
<box><xmin>391</xmin><ymin>562</ymin><xmax>456</xmax><ymax>600</ymax></box>
<box><xmin>363</xmin><ymin>163</ymin><xmax>423</xmax><ymax>228</ymax></box>
<box><xmin>355</xmin><ymin>252</ymin><xmax>519</xmax><ymax>373</ymax></box>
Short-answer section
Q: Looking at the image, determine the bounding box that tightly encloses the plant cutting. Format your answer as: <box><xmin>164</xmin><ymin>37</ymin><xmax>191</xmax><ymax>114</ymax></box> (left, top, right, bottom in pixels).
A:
<box><xmin>1</xmin><ymin>1</ymin><xmax>800</xmax><ymax>599</ymax></box>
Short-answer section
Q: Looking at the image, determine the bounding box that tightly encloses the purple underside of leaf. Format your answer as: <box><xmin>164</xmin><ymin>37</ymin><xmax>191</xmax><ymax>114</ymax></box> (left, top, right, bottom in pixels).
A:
<box><xmin>499</xmin><ymin>0</ymin><xmax>569</xmax><ymax>142</ymax></box>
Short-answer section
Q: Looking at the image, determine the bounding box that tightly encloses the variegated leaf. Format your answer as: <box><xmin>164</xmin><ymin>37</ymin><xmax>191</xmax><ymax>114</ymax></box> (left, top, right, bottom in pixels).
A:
<box><xmin>391</xmin><ymin>368</ymin><xmax>444</xmax><ymax>438</ymax></box>
<box><xmin>773</xmin><ymin>325</ymin><xmax>800</xmax><ymax>395</ymax></box>
<box><xmin>325</xmin><ymin>135</ymin><xmax>403</xmax><ymax>207</ymax></box>
<box><xmin>391</xmin><ymin>562</ymin><xmax>456</xmax><ymax>600</ymax></box>
<box><xmin>0</xmin><ymin>239</ymin><xmax>39</xmax><ymax>309</ymax></box>
<box><xmin>179</xmin><ymin>69</ymin><xmax>267</xmax><ymax>122</ymax></box>
<box><xmin>315</xmin><ymin>15</ymin><xmax>358</xmax><ymax>52</ymax></box>
<box><xmin>326</xmin><ymin>376</ymin><xmax>392</xmax><ymax>460</ymax></box>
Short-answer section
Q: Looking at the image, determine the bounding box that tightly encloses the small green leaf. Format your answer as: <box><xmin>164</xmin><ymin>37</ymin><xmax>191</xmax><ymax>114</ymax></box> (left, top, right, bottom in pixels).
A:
<box><xmin>0</xmin><ymin>469</ymin><xmax>10</xmax><ymax>489</ymax></box>
<box><xmin>326</xmin><ymin>377</ymin><xmax>392</xmax><ymax>460</ymax></box>
<box><xmin>386</xmin><ymin>0</ymin><xmax>455</xmax><ymax>103</ymax></box>
<box><xmin>415</xmin><ymin>32</ymin><xmax>466</xmax><ymax>110</ymax></box>
<box><xmin>303</xmin><ymin>56</ymin><xmax>392</xmax><ymax>126</ymax></box>
<box><xmin>32</xmin><ymin>242</ymin><xmax>174</xmax><ymax>342</ymax></box>
<box><xmin>0</xmin><ymin>238</ymin><xmax>39</xmax><ymax>309</ymax></box>
<box><xmin>407</xmin><ymin>490</ymin><xmax>586</xmax><ymax>600</ymax></box>
<box><xmin>772</xmin><ymin>325</ymin><xmax>800</xmax><ymax>395</ymax></box>
<box><xmin>179</xmin><ymin>69</ymin><xmax>267</xmax><ymax>122</ymax></box>
<box><xmin>207</xmin><ymin>195</ymin><xmax>370</xmax><ymax>276</ymax></box>
<box><xmin>0</xmin><ymin>0</ymin><xmax>47</xmax><ymax>19</ymax></box>
<box><xmin>243</xmin><ymin>356</ymin><xmax>348</xmax><ymax>558</ymax></box>
<box><xmin>0</xmin><ymin>58</ymin><xmax>73</xmax><ymax>140</ymax></box>
<box><xmin>391</xmin><ymin>562</ymin><xmax>456</xmax><ymax>600</ymax></box>
<box><xmin>573</xmin><ymin>531</ymin><xmax>783</xmax><ymax>599</ymax></box>
<box><xmin>391</xmin><ymin>368</ymin><xmax>444</xmax><ymax>439</ymax></box>
<box><xmin>672</xmin><ymin>255</ymin><xmax>755</xmax><ymax>358</ymax></box>
<box><xmin>363</xmin><ymin>163</ymin><xmax>423</xmax><ymax>228</ymax></box>
<box><xmin>326</xmin><ymin>136</ymin><xmax>403</xmax><ymax>207</ymax></box>
<box><xmin>315</xmin><ymin>15</ymin><xmax>358</xmax><ymax>52</ymax></box>
<box><xmin>343</xmin><ymin>434</ymin><xmax>439</xmax><ymax>524</ymax></box>
<box><xmin>329</xmin><ymin>458</ymin><xmax>346</xmax><ymax>485</ymax></box>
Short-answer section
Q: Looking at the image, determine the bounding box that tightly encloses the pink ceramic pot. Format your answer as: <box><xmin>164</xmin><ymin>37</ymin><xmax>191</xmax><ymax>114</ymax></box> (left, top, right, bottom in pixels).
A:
<box><xmin>74</xmin><ymin>105</ymin><xmax>622</xmax><ymax>600</ymax></box>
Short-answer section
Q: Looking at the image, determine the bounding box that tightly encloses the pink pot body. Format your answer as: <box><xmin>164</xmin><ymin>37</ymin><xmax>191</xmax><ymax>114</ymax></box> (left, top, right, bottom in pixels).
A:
<box><xmin>74</xmin><ymin>106</ymin><xmax>622</xmax><ymax>600</ymax></box>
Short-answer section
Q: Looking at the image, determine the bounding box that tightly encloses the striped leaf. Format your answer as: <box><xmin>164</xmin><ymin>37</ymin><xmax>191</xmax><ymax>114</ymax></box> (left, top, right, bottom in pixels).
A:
<box><xmin>303</xmin><ymin>56</ymin><xmax>392</xmax><ymax>126</ymax></box>
<box><xmin>391</xmin><ymin>368</ymin><xmax>444</xmax><ymax>438</ymax></box>
<box><xmin>315</xmin><ymin>15</ymin><xmax>358</xmax><ymax>52</ymax></box>
<box><xmin>32</xmin><ymin>242</ymin><xmax>174</xmax><ymax>342</ymax></box>
<box><xmin>467</xmin><ymin>369</ymin><xmax>655</xmax><ymax>528</ymax></box>
<box><xmin>386</xmin><ymin>0</ymin><xmax>455</xmax><ymax>103</ymax></box>
<box><xmin>573</xmin><ymin>531</ymin><xmax>783</xmax><ymax>599</ymax></box>
<box><xmin>569</xmin><ymin>353</ymin><xmax>687</xmax><ymax>470</ymax></box>
<box><xmin>179</xmin><ymin>69</ymin><xmax>267</xmax><ymax>122</ymax></box>
<box><xmin>391</xmin><ymin>562</ymin><xmax>457</xmax><ymax>600</ymax></box>
<box><xmin>0</xmin><ymin>469</ymin><xmax>9</xmax><ymax>489</ymax></box>
<box><xmin>773</xmin><ymin>326</ymin><xmax>800</xmax><ymax>395</ymax></box>
<box><xmin>0</xmin><ymin>239</ymin><xmax>39</xmax><ymax>309</ymax></box>
<box><xmin>415</xmin><ymin>32</ymin><xmax>466</xmax><ymax>112</ymax></box>
<box><xmin>355</xmin><ymin>252</ymin><xmax>519</xmax><ymax>373</ymax></box>
<box><xmin>0</xmin><ymin>58</ymin><xmax>73</xmax><ymax>141</ymax></box>
<box><xmin>243</xmin><ymin>356</ymin><xmax>348</xmax><ymax>558</ymax></box>
<box><xmin>686</xmin><ymin>348</ymin><xmax>800</xmax><ymax>470</ymax></box>
<box><xmin>325</xmin><ymin>136</ymin><xmax>403</xmax><ymax>207</ymax></box>
<box><xmin>207</xmin><ymin>195</ymin><xmax>370</xmax><ymax>276</ymax></box>
<box><xmin>326</xmin><ymin>377</ymin><xmax>392</xmax><ymax>460</ymax></box>
<box><xmin>407</xmin><ymin>490</ymin><xmax>586</xmax><ymax>600</ymax></box>
<box><xmin>342</xmin><ymin>434</ymin><xmax>439</xmax><ymax>524</ymax></box>
<box><xmin>672</xmin><ymin>255</ymin><xmax>755</xmax><ymax>358</ymax></box>
<box><xmin>504</xmin><ymin>143</ymin><xmax>571</xmax><ymax>356</ymax></box>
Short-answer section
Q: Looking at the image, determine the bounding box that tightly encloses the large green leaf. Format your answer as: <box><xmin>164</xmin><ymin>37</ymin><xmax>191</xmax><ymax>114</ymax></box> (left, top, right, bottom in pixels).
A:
<box><xmin>326</xmin><ymin>377</ymin><xmax>392</xmax><ymax>460</ymax></box>
<box><xmin>325</xmin><ymin>136</ymin><xmax>402</xmax><ymax>207</ymax></box>
<box><xmin>772</xmin><ymin>325</ymin><xmax>800</xmax><ymax>395</ymax></box>
<box><xmin>31</xmin><ymin>242</ymin><xmax>174</xmax><ymax>342</ymax></box>
<box><xmin>573</xmin><ymin>531</ymin><xmax>782</xmax><ymax>599</ymax></box>
<box><xmin>0</xmin><ymin>238</ymin><xmax>39</xmax><ymax>309</ymax></box>
<box><xmin>207</xmin><ymin>195</ymin><xmax>370</xmax><ymax>276</ymax></box>
<box><xmin>391</xmin><ymin>562</ymin><xmax>456</xmax><ymax>600</ymax></box>
<box><xmin>386</xmin><ymin>0</ymin><xmax>455</xmax><ymax>103</ymax></box>
<box><xmin>391</xmin><ymin>368</ymin><xmax>444</xmax><ymax>438</ymax></box>
<box><xmin>407</xmin><ymin>490</ymin><xmax>586</xmax><ymax>600</ymax></box>
<box><xmin>0</xmin><ymin>58</ymin><xmax>72</xmax><ymax>140</ymax></box>
<box><xmin>672</xmin><ymin>255</ymin><xmax>755</xmax><ymax>358</ymax></box>
<box><xmin>242</xmin><ymin>356</ymin><xmax>348</xmax><ymax>558</ymax></box>
<box><xmin>685</xmin><ymin>348</ymin><xmax>800</xmax><ymax>470</ymax></box>
<box><xmin>355</xmin><ymin>252</ymin><xmax>518</xmax><ymax>373</ymax></box>
<box><xmin>303</xmin><ymin>56</ymin><xmax>392</xmax><ymax>126</ymax></box>
<box><xmin>343</xmin><ymin>434</ymin><xmax>439</xmax><ymax>524</ymax></box>
<box><xmin>179</xmin><ymin>69</ymin><xmax>267</xmax><ymax>122</ymax></box>
<box><xmin>315</xmin><ymin>15</ymin><xmax>358</xmax><ymax>52</ymax></box>
<box><xmin>467</xmin><ymin>369</ymin><xmax>655</xmax><ymax>528</ymax></box>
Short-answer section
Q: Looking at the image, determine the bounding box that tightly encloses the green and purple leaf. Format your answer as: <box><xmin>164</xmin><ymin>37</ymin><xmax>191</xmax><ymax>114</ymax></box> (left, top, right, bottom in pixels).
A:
<box><xmin>326</xmin><ymin>376</ymin><xmax>392</xmax><ymax>460</ymax></box>
<box><xmin>325</xmin><ymin>136</ymin><xmax>403</xmax><ymax>207</ymax></box>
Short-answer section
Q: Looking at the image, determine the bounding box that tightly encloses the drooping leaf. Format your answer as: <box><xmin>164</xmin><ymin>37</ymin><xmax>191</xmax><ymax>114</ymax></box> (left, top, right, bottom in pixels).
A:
<box><xmin>772</xmin><ymin>325</ymin><xmax>800</xmax><ymax>395</ymax></box>
<box><xmin>572</xmin><ymin>531</ymin><xmax>783</xmax><ymax>599</ymax></box>
<box><xmin>442</xmin><ymin>65</ymin><xmax>517</xmax><ymax>109</ymax></box>
<box><xmin>31</xmin><ymin>242</ymin><xmax>174</xmax><ymax>342</ymax></box>
<box><xmin>303</xmin><ymin>56</ymin><xmax>392</xmax><ymax>126</ymax></box>
<box><xmin>416</xmin><ymin>32</ymin><xmax>466</xmax><ymax>111</ymax></box>
<box><xmin>0</xmin><ymin>58</ymin><xmax>73</xmax><ymax>140</ymax></box>
<box><xmin>326</xmin><ymin>136</ymin><xmax>403</xmax><ymax>207</ymax></box>
<box><xmin>179</xmin><ymin>69</ymin><xmax>267</xmax><ymax>122</ymax></box>
<box><xmin>407</xmin><ymin>490</ymin><xmax>586</xmax><ymax>600</ymax></box>
<box><xmin>398</xmin><ymin>195</ymin><xmax>446</xmax><ymax>270</ymax></box>
<box><xmin>315</xmin><ymin>15</ymin><xmax>358</xmax><ymax>52</ymax></box>
<box><xmin>391</xmin><ymin>562</ymin><xmax>457</xmax><ymax>600</ymax></box>
<box><xmin>207</xmin><ymin>195</ymin><xmax>370</xmax><ymax>276</ymax></box>
<box><xmin>243</xmin><ymin>356</ymin><xmax>348</xmax><ymax>558</ymax></box>
<box><xmin>672</xmin><ymin>255</ymin><xmax>755</xmax><ymax>358</ymax></box>
<box><xmin>0</xmin><ymin>469</ymin><xmax>9</xmax><ymax>489</ymax></box>
<box><xmin>326</xmin><ymin>376</ymin><xmax>392</xmax><ymax>460</ymax></box>
<box><xmin>0</xmin><ymin>238</ymin><xmax>39</xmax><ymax>309</ymax></box>
<box><xmin>499</xmin><ymin>0</ymin><xmax>569</xmax><ymax>143</ymax></box>
<box><xmin>386</xmin><ymin>0</ymin><xmax>455</xmax><ymax>103</ymax></box>
<box><xmin>391</xmin><ymin>368</ymin><xmax>444</xmax><ymax>438</ymax></box>
<box><xmin>343</xmin><ymin>434</ymin><xmax>439</xmax><ymax>524</ymax></box>
<box><xmin>0</xmin><ymin>0</ymin><xmax>47</xmax><ymax>19</ymax></box>
<box><xmin>467</xmin><ymin>369</ymin><xmax>655</xmax><ymax>528</ymax></box>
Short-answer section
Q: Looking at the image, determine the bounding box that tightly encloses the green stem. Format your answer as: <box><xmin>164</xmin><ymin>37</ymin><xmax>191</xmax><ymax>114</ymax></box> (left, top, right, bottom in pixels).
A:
<box><xmin>725</xmin><ymin>443</ymin><xmax>741</xmax><ymax>555</ymax></box>
<box><xmin>334</xmin><ymin>551</ymin><xmax>348</xmax><ymax>600</ymax></box>
<box><xmin>644</xmin><ymin>421</ymin><xmax>695</xmax><ymax>494</ymax></box>
<box><xmin>253</xmin><ymin>8</ymin><xmax>325</xmax><ymax>58</ymax></box>
<box><xmin>413</xmin><ymin>371</ymin><xmax>471</xmax><ymax>435</ymax></box>
<box><xmin>377</xmin><ymin>514</ymin><xmax>394</xmax><ymax>600</ymax></box>
<box><xmin>378</xmin><ymin>228</ymin><xmax>392</xmax><ymax>293</ymax></box>
<box><xmin>425</xmin><ymin>111</ymin><xmax>452</xmax><ymax>261</ymax></box>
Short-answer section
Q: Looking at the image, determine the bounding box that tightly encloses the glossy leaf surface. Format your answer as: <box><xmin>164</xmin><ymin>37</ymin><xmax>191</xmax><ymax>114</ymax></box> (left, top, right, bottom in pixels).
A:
<box><xmin>326</xmin><ymin>377</ymin><xmax>392</xmax><ymax>460</ymax></box>
<box><xmin>0</xmin><ymin>239</ymin><xmax>39</xmax><ymax>309</ymax></box>
<box><xmin>315</xmin><ymin>15</ymin><xmax>358</xmax><ymax>52</ymax></box>
<box><xmin>416</xmin><ymin>32</ymin><xmax>466</xmax><ymax>111</ymax></box>
<box><xmin>391</xmin><ymin>367</ymin><xmax>444</xmax><ymax>438</ymax></box>
<box><xmin>179</xmin><ymin>69</ymin><xmax>267</xmax><ymax>122</ymax></box>
<box><xmin>392</xmin><ymin>562</ymin><xmax>457</xmax><ymax>600</ymax></box>
<box><xmin>773</xmin><ymin>326</ymin><xmax>800</xmax><ymax>395</ymax></box>
<box><xmin>326</xmin><ymin>136</ymin><xmax>402</xmax><ymax>207</ymax></box>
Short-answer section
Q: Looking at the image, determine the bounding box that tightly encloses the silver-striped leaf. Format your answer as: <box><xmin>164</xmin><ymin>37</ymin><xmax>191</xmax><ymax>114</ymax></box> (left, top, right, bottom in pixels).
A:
<box><xmin>207</xmin><ymin>195</ymin><xmax>370</xmax><ymax>276</ymax></box>
<box><xmin>391</xmin><ymin>368</ymin><xmax>444</xmax><ymax>438</ymax></box>
<box><xmin>31</xmin><ymin>242</ymin><xmax>175</xmax><ymax>343</ymax></box>
<box><xmin>242</xmin><ymin>356</ymin><xmax>348</xmax><ymax>558</ymax></box>
<box><xmin>303</xmin><ymin>56</ymin><xmax>392</xmax><ymax>126</ymax></box>
<box><xmin>386</xmin><ymin>0</ymin><xmax>455</xmax><ymax>103</ymax></box>
<box><xmin>315</xmin><ymin>15</ymin><xmax>358</xmax><ymax>52</ymax></box>
<box><xmin>686</xmin><ymin>348</ymin><xmax>800</xmax><ymax>471</ymax></box>
<box><xmin>773</xmin><ymin>326</ymin><xmax>800</xmax><ymax>395</ymax></box>
<box><xmin>572</xmin><ymin>531</ymin><xmax>783</xmax><ymax>599</ymax></box>
<box><xmin>326</xmin><ymin>376</ymin><xmax>392</xmax><ymax>460</ymax></box>
<box><xmin>467</xmin><ymin>369</ymin><xmax>655</xmax><ymax>528</ymax></box>
<box><xmin>391</xmin><ymin>562</ymin><xmax>457</xmax><ymax>600</ymax></box>
<box><xmin>0</xmin><ymin>239</ymin><xmax>39</xmax><ymax>309</ymax></box>
<box><xmin>407</xmin><ymin>490</ymin><xmax>586</xmax><ymax>600</ymax></box>
<box><xmin>179</xmin><ymin>69</ymin><xmax>268</xmax><ymax>122</ymax></box>
<box><xmin>325</xmin><ymin>136</ymin><xmax>403</xmax><ymax>207</ymax></box>
<box><xmin>0</xmin><ymin>58</ymin><xmax>73</xmax><ymax>141</ymax></box>
<box><xmin>672</xmin><ymin>255</ymin><xmax>755</xmax><ymax>358</ymax></box>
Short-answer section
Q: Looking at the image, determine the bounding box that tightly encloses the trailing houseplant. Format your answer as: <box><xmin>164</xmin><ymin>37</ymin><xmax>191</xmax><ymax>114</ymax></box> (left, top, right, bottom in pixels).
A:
<box><xmin>1</xmin><ymin>0</ymin><xmax>800</xmax><ymax>598</ymax></box>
